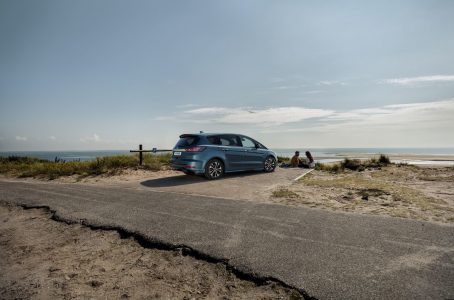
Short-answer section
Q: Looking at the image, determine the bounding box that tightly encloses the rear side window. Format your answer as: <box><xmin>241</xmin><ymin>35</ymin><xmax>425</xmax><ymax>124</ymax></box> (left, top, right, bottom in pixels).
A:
<box><xmin>207</xmin><ymin>135</ymin><xmax>222</xmax><ymax>145</ymax></box>
<box><xmin>175</xmin><ymin>136</ymin><xmax>199</xmax><ymax>148</ymax></box>
<box><xmin>240</xmin><ymin>136</ymin><xmax>256</xmax><ymax>148</ymax></box>
<box><xmin>219</xmin><ymin>135</ymin><xmax>241</xmax><ymax>147</ymax></box>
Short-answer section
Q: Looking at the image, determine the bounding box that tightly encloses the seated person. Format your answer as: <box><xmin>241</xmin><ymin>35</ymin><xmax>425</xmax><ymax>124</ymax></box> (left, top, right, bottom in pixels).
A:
<box><xmin>290</xmin><ymin>151</ymin><xmax>302</xmax><ymax>167</ymax></box>
<box><xmin>305</xmin><ymin>151</ymin><xmax>315</xmax><ymax>168</ymax></box>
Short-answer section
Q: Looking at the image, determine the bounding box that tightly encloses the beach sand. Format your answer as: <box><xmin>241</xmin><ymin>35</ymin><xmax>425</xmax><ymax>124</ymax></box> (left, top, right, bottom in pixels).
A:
<box><xmin>0</xmin><ymin>203</ymin><xmax>301</xmax><ymax>299</ymax></box>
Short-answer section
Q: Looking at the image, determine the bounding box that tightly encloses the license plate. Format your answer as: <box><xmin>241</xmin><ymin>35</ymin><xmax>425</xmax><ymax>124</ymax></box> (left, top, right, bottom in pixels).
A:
<box><xmin>173</xmin><ymin>151</ymin><xmax>182</xmax><ymax>156</ymax></box>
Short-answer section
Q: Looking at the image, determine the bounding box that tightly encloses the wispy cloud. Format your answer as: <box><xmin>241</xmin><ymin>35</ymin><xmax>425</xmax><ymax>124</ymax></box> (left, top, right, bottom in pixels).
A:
<box><xmin>271</xmin><ymin>85</ymin><xmax>298</xmax><ymax>90</ymax></box>
<box><xmin>183</xmin><ymin>106</ymin><xmax>334</xmax><ymax>125</ymax></box>
<box><xmin>303</xmin><ymin>90</ymin><xmax>324</xmax><ymax>95</ymax></box>
<box><xmin>262</xmin><ymin>99</ymin><xmax>454</xmax><ymax>134</ymax></box>
<box><xmin>176</xmin><ymin>103</ymin><xmax>200</xmax><ymax>109</ymax></box>
<box><xmin>155</xmin><ymin>99</ymin><xmax>454</xmax><ymax>147</ymax></box>
<box><xmin>317</xmin><ymin>80</ymin><xmax>347</xmax><ymax>86</ymax></box>
<box><xmin>49</xmin><ymin>136</ymin><xmax>57</xmax><ymax>140</ymax></box>
<box><xmin>381</xmin><ymin>75</ymin><xmax>454</xmax><ymax>86</ymax></box>
<box><xmin>15</xmin><ymin>136</ymin><xmax>27</xmax><ymax>141</ymax></box>
<box><xmin>80</xmin><ymin>133</ymin><xmax>101</xmax><ymax>143</ymax></box>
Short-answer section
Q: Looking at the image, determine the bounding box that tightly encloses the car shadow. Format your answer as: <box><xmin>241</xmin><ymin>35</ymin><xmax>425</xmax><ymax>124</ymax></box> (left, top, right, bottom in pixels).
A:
<box><xmin>140</xmin><ymin>170</ymin><xmax>263</xmax><ymax>188</ymax></box>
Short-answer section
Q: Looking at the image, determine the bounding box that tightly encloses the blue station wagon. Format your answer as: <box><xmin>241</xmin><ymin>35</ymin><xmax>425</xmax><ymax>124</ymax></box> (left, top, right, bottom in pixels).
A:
<box><xmin>170</xmin><ymin>133</ymin><xmax>277</xmax><ymax>179</ymax></box>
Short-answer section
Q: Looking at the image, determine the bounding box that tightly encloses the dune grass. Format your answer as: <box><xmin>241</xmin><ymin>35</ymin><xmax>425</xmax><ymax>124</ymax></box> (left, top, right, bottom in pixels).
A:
<box><xmin>0</xmin><ymin>154</ymin><xmax>172</xmax><ymax>179</ymax></box>
<box><xmin>272</xmin><ymin>188</ymin><xmax>300</xmax><ymax>199</ymax></box>
<box><xmin>300</xmin><ymin>170</ymin><xmax>449</xmax><ymax>215</ymax></box>
<box><xmin>277</xmin><ymin>156</ymin><xmax>290</xmax><ymax>163</ymax></box>
<box><xmin>315</xmin><ymin>155</ymin><xmax>392</xmax><ymax>173</ymax></box>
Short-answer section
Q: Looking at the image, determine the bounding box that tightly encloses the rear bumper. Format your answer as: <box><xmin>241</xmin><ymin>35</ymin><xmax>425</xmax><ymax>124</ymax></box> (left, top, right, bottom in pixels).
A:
<box><xmin>170</xmin><ymin>158</ymin><xmax>205</xmax><ymax>174</ymax></box>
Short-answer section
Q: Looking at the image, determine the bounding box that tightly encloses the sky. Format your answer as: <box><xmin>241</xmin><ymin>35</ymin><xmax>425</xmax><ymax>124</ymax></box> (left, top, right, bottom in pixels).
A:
<box><xmin>1</xmin><ymin>0</ymin><xmax>454</xmax><ymax>151</ymax></box>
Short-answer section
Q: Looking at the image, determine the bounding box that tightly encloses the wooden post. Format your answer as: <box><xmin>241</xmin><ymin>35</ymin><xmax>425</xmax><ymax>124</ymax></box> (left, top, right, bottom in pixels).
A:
<box><xmin>139</xmin><ymin>144</ymin><xmax>143</xmax><ymax>166</ymax></box>
<box><xmin>130</xmin><ymin>146</ymin><xmax>172</xmax><ymax>166</ymax></box>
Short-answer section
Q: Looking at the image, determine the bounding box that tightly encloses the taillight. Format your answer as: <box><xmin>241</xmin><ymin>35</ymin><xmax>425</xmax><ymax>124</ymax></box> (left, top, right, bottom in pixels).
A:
<box><xmin>185</xmin><ymin>146</ymin><xmax>206</xmax><ymax>152</ymax></box>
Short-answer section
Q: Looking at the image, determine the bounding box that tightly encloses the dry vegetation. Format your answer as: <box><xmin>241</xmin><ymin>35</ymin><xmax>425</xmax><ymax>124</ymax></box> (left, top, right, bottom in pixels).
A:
<box><xmin>272</xmin><ymin>162</ymin><xmax>454</xmax><ymax>223</ymax></box>
<box><xmin>0</xmin><ymin>154</ymin><xmax>172</xmax><ymax>180</ymax></box>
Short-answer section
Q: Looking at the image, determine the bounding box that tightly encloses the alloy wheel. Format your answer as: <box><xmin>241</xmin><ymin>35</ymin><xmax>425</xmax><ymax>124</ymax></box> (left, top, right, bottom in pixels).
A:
<box><xmin>264</xmin><ymin>157</ymin><xmax>276</xmax><ymax>172</ymax></box>
<box><xmin>208</xmin><ymin>160</ymin><xmax>223</xmax><ymax>178</ymax></box>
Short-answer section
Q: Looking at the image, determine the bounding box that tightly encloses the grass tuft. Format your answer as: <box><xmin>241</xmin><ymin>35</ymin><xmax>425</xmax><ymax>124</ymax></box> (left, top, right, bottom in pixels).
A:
<box><xmin>277</xmin><ymin>156</ymin><xmax>290</xmax><ymax>163</ymax></box>
<box><xmin>316</xmin><ymin>155</ymin><xmax>392</xmax><ymax>173</ymax></box>
<box><xmin>272</xmin><ymin>188</ymin><xmax>300</xmax><ymax>198</ymax></box>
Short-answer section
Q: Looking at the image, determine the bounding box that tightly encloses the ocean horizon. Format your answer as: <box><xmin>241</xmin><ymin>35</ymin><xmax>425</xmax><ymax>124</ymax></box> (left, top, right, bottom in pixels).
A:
<box><xmin>1</xmin><ymin>147</ymin><xmax>454</xmax><ymax>162</ymax></box>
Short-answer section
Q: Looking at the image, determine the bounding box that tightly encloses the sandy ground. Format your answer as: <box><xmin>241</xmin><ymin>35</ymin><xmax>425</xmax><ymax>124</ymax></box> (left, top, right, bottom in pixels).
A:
<box><xmin>271</xmin><ymin>165</ymin><xmax>454</xmax><ymax>223</ymax></box>
<box><xmin>0</xmin><ymin>203</ymin><xmax>302</xmax><ymax>300</ymax></box>
<box><xmin>11</xmin><ymin>167</ymin><xmax>305</xmax><ymax>202</ymax></box>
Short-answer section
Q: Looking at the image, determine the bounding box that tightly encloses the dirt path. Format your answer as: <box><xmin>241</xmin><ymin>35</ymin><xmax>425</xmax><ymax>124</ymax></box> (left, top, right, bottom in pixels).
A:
<box><xmin>0</xmin><ymin>204</ymin><xmax>301</xmax><ymax>299</ymax></box>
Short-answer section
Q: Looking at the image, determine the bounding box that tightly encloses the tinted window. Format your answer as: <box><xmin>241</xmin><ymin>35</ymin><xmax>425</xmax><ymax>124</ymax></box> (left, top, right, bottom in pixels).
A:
<box><xmin>219</xmin><ymin>135</ymin><xmax>241</xmax><ymax>147</ymax></box>
<box><xmin>175</xmin><ymin>136</ymin><xmax>199</xmax><ymax>148</ymax></box>
<box><xmin>240</xmin><ymin>136</ymin><xmax>256</xmax><ymax>148</ymax></box>
<box><xmin>207</xmin><ymin>135</ymin><xmax>222</xmax><ymax>145</ymax></box>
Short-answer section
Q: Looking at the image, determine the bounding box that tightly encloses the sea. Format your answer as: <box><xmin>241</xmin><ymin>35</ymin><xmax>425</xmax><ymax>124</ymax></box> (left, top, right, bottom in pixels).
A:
<box><xmin>1</xmin><ymin>148</ymin><xmax>454</xmax><ymax>166</ymax></box>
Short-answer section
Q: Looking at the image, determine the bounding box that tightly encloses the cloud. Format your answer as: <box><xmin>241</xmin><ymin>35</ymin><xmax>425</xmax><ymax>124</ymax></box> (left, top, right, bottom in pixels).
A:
<box><xmin>156</xmin><ymin>99</ymin><xmax>454</xmax><ymax>147</ymax></box>
<box><xmin>183</xmin><ymin>106</ymin><xmax>334</xmax><ymax>125</ymax></box>
<box><xmin>381</xmin><ymin>75</ymin><xmax>454</xmax><ymax>86</ymax></box>
<box><xmin>272</xmin><ymin>85</ymin><xmax>298</xmax><ymax>90</ymax></box>
<box><xmin>176</xmin><ymin>103</ymin><xmax>200</xmax><ymax>109</ymax></box>
<box><xmin>49</xmin><ymin>136</ymin><xmax>56</xmax><ymax>140</ymax></box>
<box><xmin>303</xmin><ymin>90</ymin><xmax>324</xmax><ymax>95</ymax></box>
<box><xmin>262</xmin><ymin>99</ymin><xmax>454</xmax><ymax>134</ymax></box>
<box><xmin>317</xmin><ymin>80</ymin><xmax>347</xmax><ymax>86</ymax></box>
<box><xmin>80</xmin><ymin>133</ymin><xmax>101</xmax><ymax>143</ymax></box>
<box><xmin>15</xmin><ymin>136</ymin><xmax>27</xmax><ymax>141</ymax></box>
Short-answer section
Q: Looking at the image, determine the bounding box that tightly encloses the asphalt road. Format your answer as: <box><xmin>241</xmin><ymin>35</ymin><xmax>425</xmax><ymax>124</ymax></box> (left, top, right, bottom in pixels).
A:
<box><xmin>1</xmin><ymin>179</ymin><xmax>453</xmax><ymax>299</ymax></box>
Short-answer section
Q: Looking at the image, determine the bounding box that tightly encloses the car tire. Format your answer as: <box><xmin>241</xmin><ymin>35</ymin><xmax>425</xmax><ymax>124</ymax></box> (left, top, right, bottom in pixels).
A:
<box><xmin>204</xmin><ymin>158</ymin><xmax>224</xmax><ymax>180</ymax></box>
<box><xmin>264</xmin><ymin>156</ymin><xmax>276</xmax><ymax>172</ymax></box>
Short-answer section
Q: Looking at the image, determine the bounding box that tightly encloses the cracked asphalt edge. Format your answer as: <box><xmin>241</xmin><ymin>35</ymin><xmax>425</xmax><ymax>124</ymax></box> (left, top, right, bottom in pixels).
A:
<box><xmin>1</xmin><ymin>200</ymin><xmax>317</xmax><ymax>300</ymax></box>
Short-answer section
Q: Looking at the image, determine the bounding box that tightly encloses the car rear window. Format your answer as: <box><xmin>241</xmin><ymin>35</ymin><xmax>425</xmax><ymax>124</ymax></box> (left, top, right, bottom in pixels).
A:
<box><xmin>175</xmin><ymin>136</ymin><xmax>200</xmax><ymax>148</ymax></box>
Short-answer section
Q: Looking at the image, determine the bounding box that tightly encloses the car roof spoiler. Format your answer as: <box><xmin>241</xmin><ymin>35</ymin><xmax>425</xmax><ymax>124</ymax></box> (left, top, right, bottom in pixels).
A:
<box><xmin>179</xmin><ymin>134</ymin><xmax>199</xmax><ymax>138</ymax></box>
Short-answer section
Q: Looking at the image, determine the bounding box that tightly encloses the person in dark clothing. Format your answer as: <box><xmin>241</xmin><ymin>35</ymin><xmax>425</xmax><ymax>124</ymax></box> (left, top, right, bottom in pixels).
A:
<box><xmin>290</xmin><ymin>151</ymin><xmax>301</xmax><ymax>167</ymax></box>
